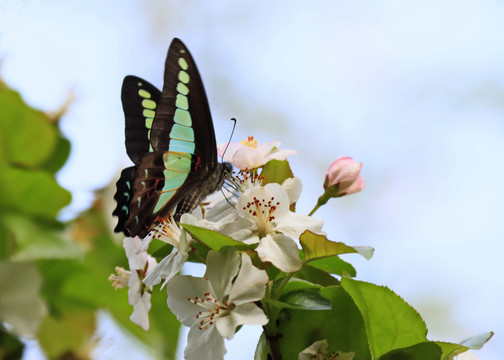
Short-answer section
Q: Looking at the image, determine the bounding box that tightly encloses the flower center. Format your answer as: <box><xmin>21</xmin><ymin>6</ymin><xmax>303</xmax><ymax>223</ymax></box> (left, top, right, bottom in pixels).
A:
<box><xmin>150</xmin><ymin>215</ymin><xmax>181</xmax><ymax>247</ymax></box>
<box><xmin>242</xmin><ymin>195</ymin><xmax>280</xmax><ymax>237</ymax></box>
<box><xmin>187</xmin><ymin>280</ymin><xmax>231</xmax><ymax>330</ymax></box>
<box><xmin>240</xmin><ymin>136</ymin><xmax>258</xmax><ymax>149</ymax></box>
<box><xmin>230</xmin><ymin>170</ymin><xmax>264</xmax><ymax>192</ymax></box>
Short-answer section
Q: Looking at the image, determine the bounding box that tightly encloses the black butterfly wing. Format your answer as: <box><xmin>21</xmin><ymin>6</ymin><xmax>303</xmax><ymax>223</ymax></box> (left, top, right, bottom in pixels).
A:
<box><xmin>123</xmin><ymin>38</ymin><xmax>219</xmax><ymax>237</ymax></box>
<box><xmin>112</xmin><ymin>166</ymin><xmax>136</xmax><ymax>235</ymax></box>
<box><xmin>113</xmin><ymin>77</ymin><xmax>162</xmax><ymax>235</ymax></box>
<box><xmin>151</xmin><ymin>37</ymin><xmax>218</xmax><ymax>167</ymax></box>
<box><xmin>121</xmin><ymin>76</ymin><xmax>162</xmax><ymax>165</ymax></box>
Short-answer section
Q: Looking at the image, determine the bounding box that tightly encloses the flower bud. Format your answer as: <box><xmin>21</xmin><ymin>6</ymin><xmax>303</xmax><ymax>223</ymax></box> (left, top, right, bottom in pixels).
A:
<box><xmin>323</xmin><ymin>157</ymin><xmax>365</xmax><ymax>196</ymax></box>
<box><xmin>309</xmin><ymin>157</ymin><xmax>365</xmax><ymax>216</ymax></box>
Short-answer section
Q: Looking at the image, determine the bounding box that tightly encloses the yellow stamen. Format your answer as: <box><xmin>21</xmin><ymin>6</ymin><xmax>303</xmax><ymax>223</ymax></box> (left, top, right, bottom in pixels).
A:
<box><xmin>240</xmin><ymin>136</ymin><xmax>258</xmax><ymax>149</ymax></box>
<box><xmin>109</xmin><ymin>267</ymin><xmax>131</xmax><ymax>289</ymax></box>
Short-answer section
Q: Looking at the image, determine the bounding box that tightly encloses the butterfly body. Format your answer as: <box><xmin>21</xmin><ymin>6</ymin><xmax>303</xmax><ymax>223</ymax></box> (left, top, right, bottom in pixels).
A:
<box><xmin>113</xmin><ymin>38</ymin><xmax>232</xmax><ymax>238</ymax></box>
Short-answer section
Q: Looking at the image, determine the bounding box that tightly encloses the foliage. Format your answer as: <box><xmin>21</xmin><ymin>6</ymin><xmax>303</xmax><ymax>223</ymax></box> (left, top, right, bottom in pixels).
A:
<box><xmin>0</xmin><ymin>81</ymin><xmax>180</xmax><ymax>359</ymax></box>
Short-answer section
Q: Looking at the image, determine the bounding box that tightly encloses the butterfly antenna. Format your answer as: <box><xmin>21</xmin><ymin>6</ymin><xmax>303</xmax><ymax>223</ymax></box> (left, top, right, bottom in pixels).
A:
<box><xmin>220</xmin><ymin>118</ymin><xmax>237</xmax><ymax>161</ymax></box>
<box><xmin>220</xmin><ymin>187</ymin><xmax>237</xmax><ymax>210</ymax></box>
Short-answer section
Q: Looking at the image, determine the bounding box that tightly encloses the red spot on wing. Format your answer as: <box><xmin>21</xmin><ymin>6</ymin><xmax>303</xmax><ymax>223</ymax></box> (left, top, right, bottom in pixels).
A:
<box><xmin>194</xmin><ymin>156</ymin><xmax>201</xmax><ymax>171</ymax></box>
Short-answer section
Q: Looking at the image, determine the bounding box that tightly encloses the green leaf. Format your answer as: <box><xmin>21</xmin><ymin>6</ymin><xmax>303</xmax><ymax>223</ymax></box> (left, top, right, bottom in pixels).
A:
<box><xmin>300</xmin><ymin>231</ymin><xmax>374</xmax><ymax>261</ymax></box>
<box><xmin>379</xmin><ymin>342</ymin><xmax>442</xmax><ymax>360</ymax></box>
<box><xmin>459</xmin><ymin>332</ymin><xmax>494</xmax><ymax>350</ymax></box>
<box><xmin>38</xmin><ymin>259</ymin><xmax>94</xmax><ymax>312</ymax></box>
<box><xmin>279</xmin><ymin>289</ymin><xmax>332</xmax><ymax>310</ymax></box>
<box><xmin>41</xmin><ymin>135</ymin><xmax>71</xmax><ymax>173</ymax></box>
<box><xmin>0</xmin><ymin>166</ymin><xmax>71</xmax><ymax>219</ymax></box>
<box><xmin>276</xmin><ymin>285</ymin><xmax>371</xmax><ymax>360</ymax></box>
<box><xmin>37</xmin><ymin>310</ymin><xmax>95</xmax><ymax>359</ymax></box>
<box><xmin>0</xmin><ymin>87</ymin><xmax>57</xmax><ymax>167</ymax></box>
<box><xmin>254</xmin><ymin>332</ymin><xmax>269</xmax><ymax>360</ymax></box>
<box><xmin>307</xmin><ymin>256</ymin><xmax>357</xmax><ymax>277</ymax></box>
<box><xmin>260</xmin><ymin>159</ymin><xmax>294</xmax><ymax>185</ymax></box>
<box><xmin>435</xmin><ymin>342</ymin><xmax>466</xmax><ymax>360</ymax></box>
<box><xmin>294</xmin><ymin>264</ymin><xmax>340</xmax><ymax>286</ymax></box>
<box><xmin>0</xmin><ymin>326</ymin><xmax>25</xmax><ymax>360</ymax></box>
<box><xmin>151</xmin><ymin>243</ymin><xmax>174</xmax><ymax>262</ymax></box>
<box><xmin>182</xmin><ymin>224</ymin><xmax>251</xmax><ymax>251</ymax></box>
<box><xmin>3</xmin><ymin>212</ymin><xmax>81</xmax><ymax>261</ymax></box>
<box><xmin>436</xmin><ymin>332</ymin><xmax>494</xmax><ymax>359</ymax></box>
<box><xmin>280</xmin><ymin>278</ymin><xmax>322</xmax><ymax>294</ymax></box>
<box><xmin>341</xmin><ymin>277</ymin><xmax>428</xmax><ymax>359</ymax></box>
<box><xmin>0</xmin><ymin>221</ymin><xmax>15</xmax><ymax>261</ymax></box>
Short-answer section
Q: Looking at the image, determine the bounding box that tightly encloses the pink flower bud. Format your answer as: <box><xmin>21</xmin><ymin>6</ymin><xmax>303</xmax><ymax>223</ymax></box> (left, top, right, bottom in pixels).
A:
<box><xmin>324</xmin><ymin>157</ymin><xmax>365</xmax><ymax>196</ymax></box>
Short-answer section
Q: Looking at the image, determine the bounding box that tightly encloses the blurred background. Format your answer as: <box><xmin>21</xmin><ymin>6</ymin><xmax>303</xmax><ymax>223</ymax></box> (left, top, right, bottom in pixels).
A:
<box><xmin>0</xmin><ymin>0</ymin><xmax>502</xmax><ymax>359</ymax></box>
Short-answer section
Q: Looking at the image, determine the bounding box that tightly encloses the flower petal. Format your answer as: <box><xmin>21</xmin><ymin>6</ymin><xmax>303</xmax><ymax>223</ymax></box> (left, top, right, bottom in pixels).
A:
<box><xmin>341</xmin><ymin>175</ymin><xmax>365</xmax><ymax>195</ymax></box>
<box><xmin>185</xmin><ymin>324</ymin><xmax>226</xmax><ymax>360</ymax></box>
<box><xmin>233</xmin><ymin>147</ymin><xmax>265</xmax><ymax>169</ymax></box>
<box><xmin>123</xmin><ymin>237</ymin><xmax>147</xmax><ymax>270</ymax></box>
<box><xmin>166</xmin><ymin>275</ymin><xmax>212</xmax><ymax>327</ymax></box>
<box><xmin>256</xmin><ymin>140</ymin><xmax>281</xmax><ymax>153</ymax></box>
<box><xmin>265</xmin><ymin>148</ymin><xmax>297</xmax><ymax>162</ymax></box>
<box><xmin>282</xmin><ymin>177</ymin><xmax>302</xmax><ymax>204</ymax></box>
<box><xmin>217</xmin><ymin>142</ymin><xmax>242</xmax><ymax>162</ymax></box>
<box><xmin>256</xmin><ymin>234</ymin><xmax>302</xmax><ymax>272</ymax></box>
<box><xmin>275</xmin><ymin>212</ymin><xmax>324</xmax><ymax>239</ymax></box>
<box><xmin>143</xmin><ymin>248</ymin><xmax>188</xmax><ymax>288</ymax></box>
<box><xmin>228</xmin><ymin>254</ymin><xmax>268</xmax><ymax>305</ymax></box>
<box><xmin>127</xmin><ymin>272</ymin><xmax>142</xmax><ymax>306</ymax></box>
<box><xmin>216</xmin><ymin>302</ymin><xmax>268</xmax><ymax>339</ymax></box>
<box><xmin>218</xmin><ymin>217</ymin><xmax>256</xmax><ymax>242</ymax></box>
<box><xmin>205</xmin><ymin>250</ymin><xmax>241</xmax><ymax>300</ymax></box>
<box><xmin>263</xmin><ymin>183</ymin><xmax>290</xmax><ymax>214</ymax></box>
<box><xmin>129</xmin><ymin>290</ymin><xmax>151</xmax><ymax>331</ymax></box>
<box><xmin>326</xmin><ymin>157</ymin><xmax>360</xmax><ymax>184</ymax></box>
<box><xmin>298</xmin><ymin>339</ymin><xmax>329</xmax><ymax>359</ymax></box>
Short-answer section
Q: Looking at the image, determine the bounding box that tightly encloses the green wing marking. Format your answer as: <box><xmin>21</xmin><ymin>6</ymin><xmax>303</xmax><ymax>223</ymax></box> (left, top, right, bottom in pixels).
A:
<box><xmin>154</xmin><ymin>152</ymin><xmax>192</xmax><ymax>212</ymax></box>
<box><xmin>137</xmin><ymin>84</ymin><xmax>157</xmax><ymax>152</ymax></box>
<box><xmin>152</xmin><ymin>47</ymin><xmax>196</xmax><ymax>212</ymax></box>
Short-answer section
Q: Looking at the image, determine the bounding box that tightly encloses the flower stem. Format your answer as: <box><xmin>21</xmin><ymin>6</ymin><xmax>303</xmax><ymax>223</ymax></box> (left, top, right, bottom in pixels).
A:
<box><xmin>263</xmin><ymin>325</ymin><xmax>283</xmax><ymax>360</ymax></box>
<box><xmin>308</xmin><ymin>204</ymin><xmax>319</xmax><ymax>216</ymax></box>
<box><xmin>273</xmin><ymin>272</ymin><xmax>294</xmax><ymax>301</ymax></box>
<box><xmin>308</xmin><ymin>195</ymin><xmax>328</xmax><ymax>216</ymax></box>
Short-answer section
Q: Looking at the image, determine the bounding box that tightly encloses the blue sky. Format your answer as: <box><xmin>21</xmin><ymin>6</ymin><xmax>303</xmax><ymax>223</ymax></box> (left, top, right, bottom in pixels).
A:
<box><xmin>1</xmin><ymin>0</ymin><xmax>503</xmax><ymax>359</ymax></box>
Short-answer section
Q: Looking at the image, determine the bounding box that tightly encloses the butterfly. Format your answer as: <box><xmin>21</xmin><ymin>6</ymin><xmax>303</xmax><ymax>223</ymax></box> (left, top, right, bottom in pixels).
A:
<box><xmin>113</xmin><ymin>38</ymin><xmax>233</xmax><ymax>238</ymax></box>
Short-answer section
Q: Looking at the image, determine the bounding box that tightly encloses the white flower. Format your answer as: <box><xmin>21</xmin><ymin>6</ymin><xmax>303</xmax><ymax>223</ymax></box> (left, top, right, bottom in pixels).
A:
<box><xmin>120</xmin><ymin>237</ymin><xmax>157</xmax><ymax>330</ymax></box>
<box><xmin>166</xmin><ymin>250</ymin><xmax>268</xmax><ymax>360</ymax></box>
<box><xmin>299</xmin><ymin>339</ymin><xmax>355</xmax><ymax>360</ymax></box>
<box><xmin>223</xmin><ymin>183</ymin><xmax>323</xmax><ymax>272</ymax></box>
<box><xmin>456</xmin><ymin>351</ymin><xmax>479</xmax><ymax>360</ymax></box>
<box><xmin>218</xmin><ymin>136</ymin><xmax>296</xmax><ymax>170</ymax></box>
<box><xmin>143</xmin><ymin>214</ymin><xmax>192</xmax><ymax>288</ymax></box>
